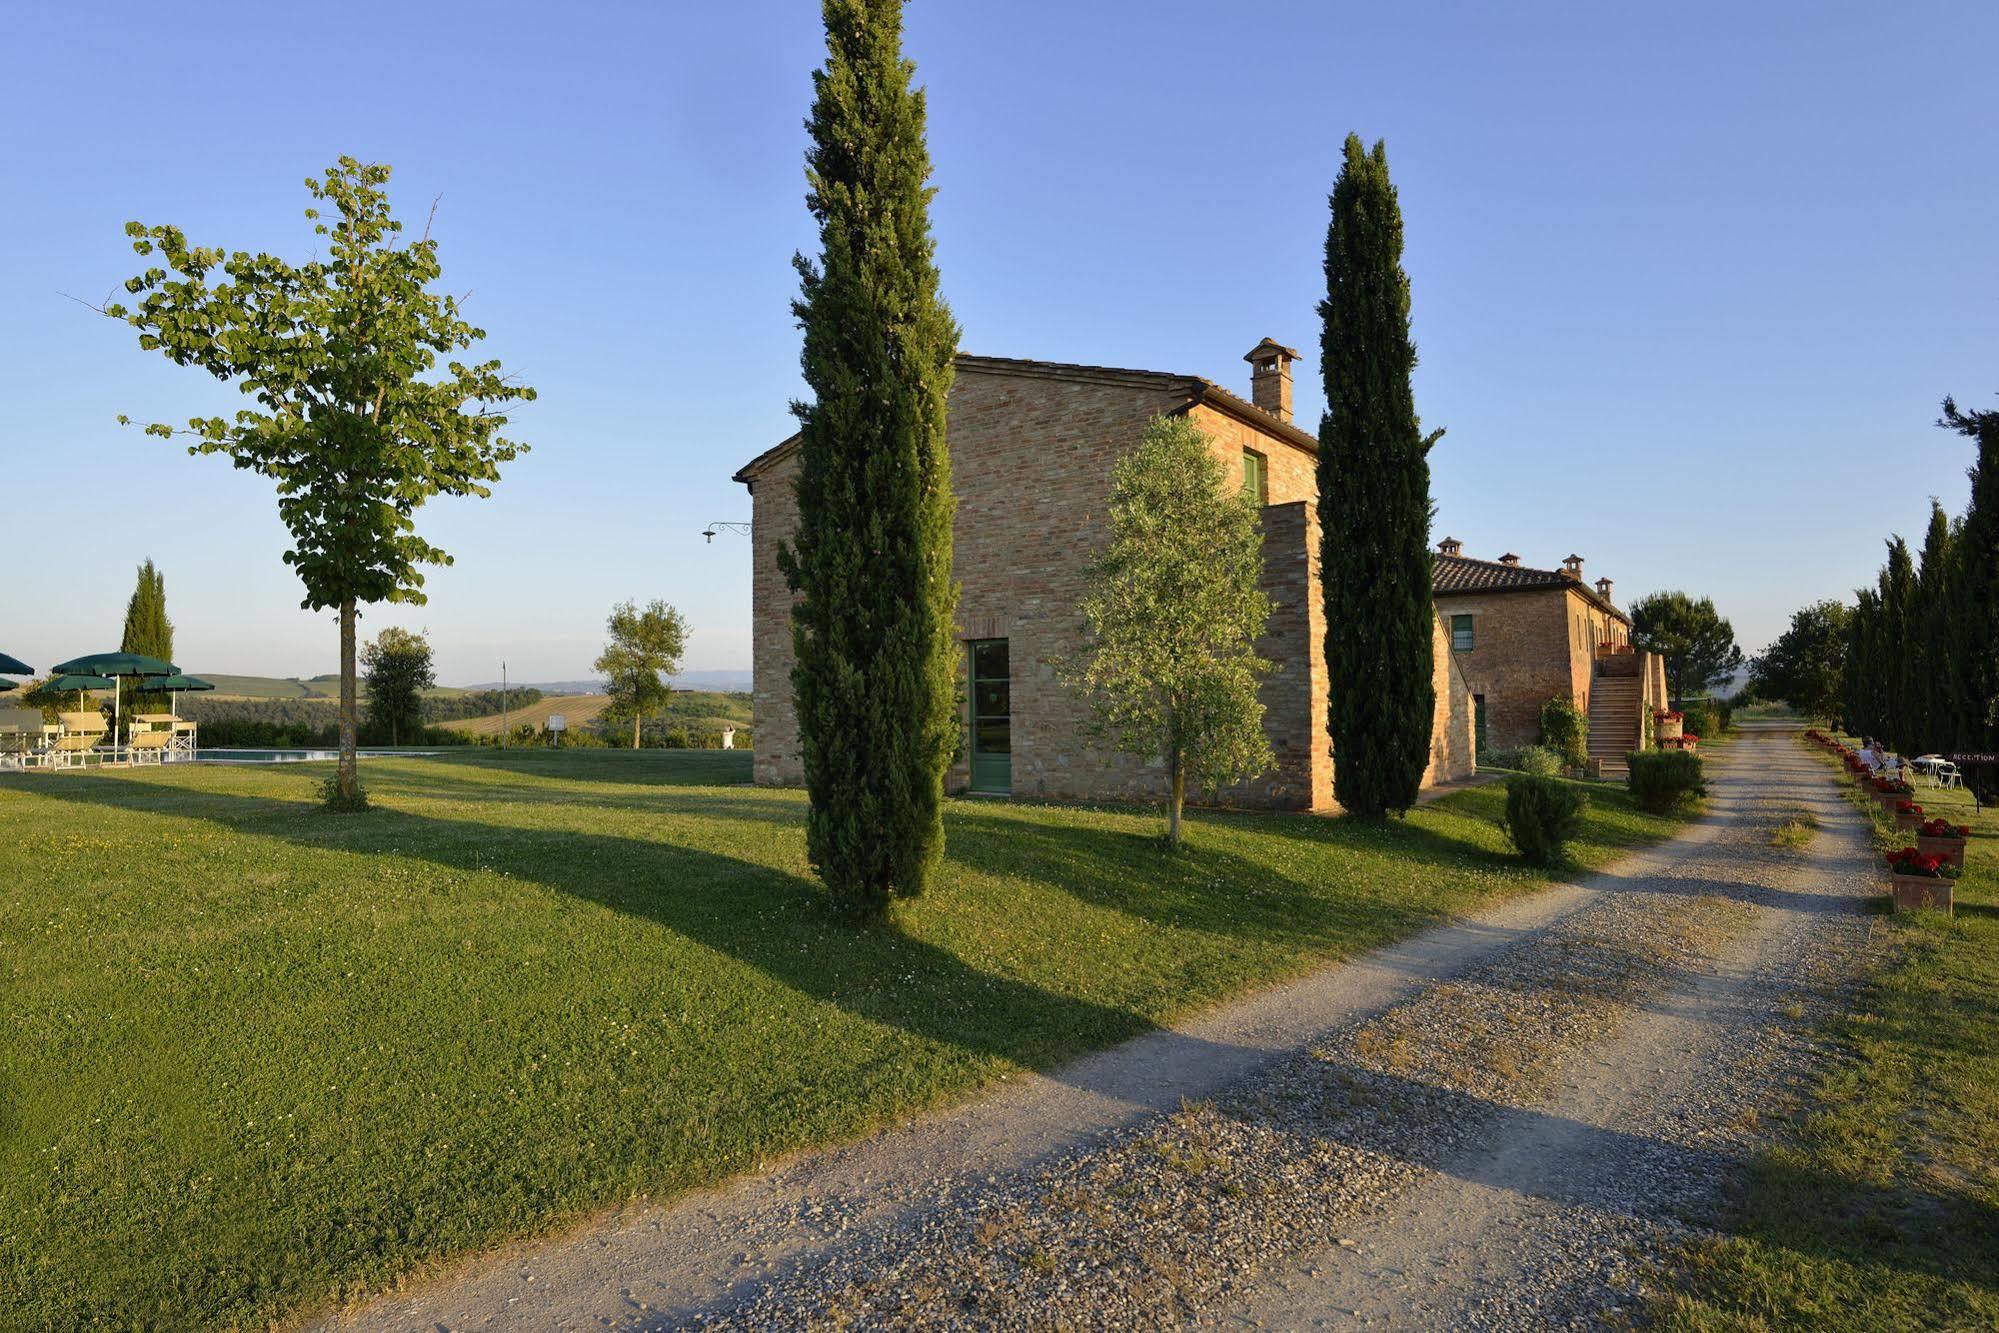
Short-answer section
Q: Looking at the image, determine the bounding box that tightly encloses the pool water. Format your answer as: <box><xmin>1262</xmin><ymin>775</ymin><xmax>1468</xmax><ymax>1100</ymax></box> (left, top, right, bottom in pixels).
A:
<box><xmin>196</xmin><ymin>749</ymin><xmax>441</xmax><ymax>764</ymax></box>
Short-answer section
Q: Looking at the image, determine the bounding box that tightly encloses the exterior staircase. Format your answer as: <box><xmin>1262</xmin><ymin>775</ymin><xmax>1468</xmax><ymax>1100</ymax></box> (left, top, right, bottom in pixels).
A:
<box><xmin>1587</xmin><ymin>674</ymin><xmax>1643</xmax><ymax>778</ymax></box>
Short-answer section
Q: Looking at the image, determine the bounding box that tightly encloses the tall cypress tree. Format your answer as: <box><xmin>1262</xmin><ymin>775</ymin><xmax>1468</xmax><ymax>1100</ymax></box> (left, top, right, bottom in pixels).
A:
<box><xmin>1943</xmin><ymin>398</ymin><xmax>1999</xmax><ymax>803</ymax></box>
<box><xmin>1912</xmin><ymin>502</ymin><xmax>1955</xmax><ymax>755</ymax></box>
<box><xmin>119</xmin><ymin>558</ymin><xmax>174</xmax><ymax>715</ymax></box>
<box><xmin>1880</xmin><ymin>537</ymin><xmax>1917</xmax><ymax>753</ymax></box>
<box><xmin>1318</xmin><ymin>135</ymin><xmax>1440</xmax><ymax>817</ymax></box>
<box><xmin>780</xmin><ymin>0</ymin><xmax>959</xmax><ymax>917</ymax></box>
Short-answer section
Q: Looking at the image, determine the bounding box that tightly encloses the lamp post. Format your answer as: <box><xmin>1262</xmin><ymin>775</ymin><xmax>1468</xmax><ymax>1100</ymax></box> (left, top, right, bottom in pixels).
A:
<box><xmin>501</xmin><ymin>660</ymin><xmax>509</xmax><ymax>751</ymax></box>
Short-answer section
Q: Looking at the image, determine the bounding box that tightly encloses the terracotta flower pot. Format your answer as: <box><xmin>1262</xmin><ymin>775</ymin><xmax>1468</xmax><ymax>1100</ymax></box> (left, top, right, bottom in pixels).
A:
<box><xmin>1894</xmin><ymin>809</ymin><xmax>1924</xmax><ymax>831</ymax></box>
<box><xmin>1890</xmin><ymin>873</ymin><xmax>1955</xmax><ymax>915</ymax></box>
<box><xmin>1656</xmin><ymin>716</ymin><xmax>1684</xmax><ymax>741</ymax></box>
<box><xmin>1916</xmin><ymin>834</ymin><xmax>1968</xmax><ymax>869</ymax></box>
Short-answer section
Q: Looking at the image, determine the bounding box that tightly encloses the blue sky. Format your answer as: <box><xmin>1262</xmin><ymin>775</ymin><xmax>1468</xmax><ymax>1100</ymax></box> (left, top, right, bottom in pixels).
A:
<box><xmin>2</xmin><ymin>1</ymin><xmax>1992</xmax><ymax>683</ymax></box>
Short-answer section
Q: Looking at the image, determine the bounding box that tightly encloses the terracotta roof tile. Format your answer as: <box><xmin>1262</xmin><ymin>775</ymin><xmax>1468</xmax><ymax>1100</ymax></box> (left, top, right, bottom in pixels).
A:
<box><xmin>1433</xmin><ymin>552</ymin><xmax>1628</xmax><ymax>623</ymax></box>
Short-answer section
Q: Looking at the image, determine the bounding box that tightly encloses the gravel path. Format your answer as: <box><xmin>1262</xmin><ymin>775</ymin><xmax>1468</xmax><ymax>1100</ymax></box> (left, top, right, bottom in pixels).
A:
<box><xmin>325</xmin><ymin>726</ymin><xmax>1874</xmax><ymax>1331</ymax></box>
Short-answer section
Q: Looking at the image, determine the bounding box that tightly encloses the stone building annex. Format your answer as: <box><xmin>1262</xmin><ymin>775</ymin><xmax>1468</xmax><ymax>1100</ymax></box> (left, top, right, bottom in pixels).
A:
<box><xmin>1432</xmin><ymin>541</ymin><xmax>1667</xmax><ymax>775</ymax></box>
<box><xmin>736</xmin><ymin>340</ymin><xmax>1476</xmax><ymax>812</ymax></box>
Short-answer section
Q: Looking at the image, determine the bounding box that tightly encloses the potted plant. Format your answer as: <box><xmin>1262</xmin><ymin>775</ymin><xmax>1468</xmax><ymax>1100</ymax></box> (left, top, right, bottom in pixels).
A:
<box><xmin>1885</xmin><ymin>847</ymin><xmax>1959</xmax><ymax>914</ymax></box>
<box><xmin>1894</xmin><ymin>799</ymin><xmax>1925</xmax><ymax>832</ymax></box>
<box><xmin>1656</xmin><ymin>710</ymin><xmax>1684</xmax><ymax>742</ymax></box>
<box><xmin>1915</xmin><ymin>816</ymin><xmax>1971</xmax><ymax>869</ymax></box>
<box><xmin>1874</xmin><ymin>776</ymin><xmax>1913</xmax><ymax>810</ymax></box>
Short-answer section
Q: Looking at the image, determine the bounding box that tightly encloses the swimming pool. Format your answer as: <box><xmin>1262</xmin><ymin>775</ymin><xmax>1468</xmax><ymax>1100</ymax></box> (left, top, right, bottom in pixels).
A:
<box><xmin>195</xmin><ymin>749</ymin><xmax>442</xmax><ymax>764</ymax></box>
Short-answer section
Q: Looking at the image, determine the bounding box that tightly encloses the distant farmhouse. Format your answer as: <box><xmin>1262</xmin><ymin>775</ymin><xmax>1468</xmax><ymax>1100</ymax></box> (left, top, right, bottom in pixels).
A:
<box><xmin>737</xmin><ymin>340</ymin><xmax>1476</xmax><ymax>812</ymax></box>
<box><xmin>1432</xmin><ymin>542</ymin><xmax>1667</xmax><ymax>774</ymax></box>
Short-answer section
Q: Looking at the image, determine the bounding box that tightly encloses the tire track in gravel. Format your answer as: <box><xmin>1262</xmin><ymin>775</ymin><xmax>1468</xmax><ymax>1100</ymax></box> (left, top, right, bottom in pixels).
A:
<box><xmin>324</xmin><ymin>728</ymin><xmax>1863</xmax><ymax>1332</ymax></box>
<box><xmin>1230</xmin><ymin>726</ymin><xmax>1880</xmax><ymax>1329</ymax></box>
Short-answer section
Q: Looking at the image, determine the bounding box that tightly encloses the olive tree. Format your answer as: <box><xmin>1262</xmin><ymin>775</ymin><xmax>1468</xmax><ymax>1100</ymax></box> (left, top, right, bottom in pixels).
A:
<box><xmin>1067</xmin><ymin>415</ymin><xmax>1274</xmax><ymax>846</ymax></box>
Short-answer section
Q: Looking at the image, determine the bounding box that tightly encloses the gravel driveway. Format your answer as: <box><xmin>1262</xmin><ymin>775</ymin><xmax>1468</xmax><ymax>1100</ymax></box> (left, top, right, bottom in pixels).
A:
<box><xmin>327</xmin><ymin>725</ymin><xmax>1875</xmax><ymax>1331</ymax></box>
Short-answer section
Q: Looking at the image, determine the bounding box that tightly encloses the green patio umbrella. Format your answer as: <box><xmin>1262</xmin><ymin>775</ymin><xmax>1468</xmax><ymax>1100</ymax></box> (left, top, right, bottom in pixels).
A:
<box><xmin>0</xmin><ymin>680</ymin><xmax>15</xmax><ymax>693</ymax></box>
<box><xmin>52</xmin><ymin>653</ymin><xmax>177</xmax><ymax>748</ymax></box>
<box><xmin>0</xmin><ymin>652</ymin><xmax>32</xmax><ymax>675</ymax></box>
<box><xmin>43</xmin><ymin>673</ymin><xmax>116</xmax><ymax>713</ymax></box>
<box><xmin>154</xmin><ymin>673</ymin><xmax>213</xmax><ymax>720</ymax></box>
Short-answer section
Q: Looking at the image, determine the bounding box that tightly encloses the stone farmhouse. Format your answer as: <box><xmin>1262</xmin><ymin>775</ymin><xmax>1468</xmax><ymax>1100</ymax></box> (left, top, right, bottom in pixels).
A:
<box><xmin>736</xmin><ymin>340</ymin><xmax>1476</xmax><ymax>813</ymax></box>
<box><xmin>1432</xmin><ymin>541</ymin><xmax>1667</xmax><ymax>773</ymax></box>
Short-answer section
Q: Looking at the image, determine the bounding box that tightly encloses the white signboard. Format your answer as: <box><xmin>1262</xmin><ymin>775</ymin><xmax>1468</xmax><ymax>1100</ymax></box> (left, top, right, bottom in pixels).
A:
<box><xmin>546</xmin><ymin>714</ymin><xmax>566</xmax><ymax>732</ymax></box>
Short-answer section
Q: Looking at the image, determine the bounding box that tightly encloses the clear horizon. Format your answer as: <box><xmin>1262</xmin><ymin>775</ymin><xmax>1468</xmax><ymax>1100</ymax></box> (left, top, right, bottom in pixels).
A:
<box><xmin>3</xmin><ymin>0</ymin><xmax>1993</xmax><ymax>683</ymax></box>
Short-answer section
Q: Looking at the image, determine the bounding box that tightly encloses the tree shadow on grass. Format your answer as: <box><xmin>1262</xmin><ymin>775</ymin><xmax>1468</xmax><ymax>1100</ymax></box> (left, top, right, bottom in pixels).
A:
<box><xmin>27</xmin><ymin>774</ymin><xmax>1226</xmax><ymax>1081</ymax></box>
<box><xmin>430</xmin><ymin>748</ymin><xmax>755</xmax><ymax>788</ymax></box>
<box><xmin>938</xmin><ymin>799</ymin><xmax>1529</xmax><ymax>951</ymax></box>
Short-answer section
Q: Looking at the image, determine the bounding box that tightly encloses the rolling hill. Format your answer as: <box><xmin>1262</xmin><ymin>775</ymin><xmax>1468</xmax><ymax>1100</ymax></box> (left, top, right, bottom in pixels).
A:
<box><xmin>191</xmin><ymin>673</ymin><xmax>475</xmax><ymax>701</ymax></box>
<box><xmin>442</xmin><ymin>690</ymin><xmax>752</xmax><ymax>739</ymax></box>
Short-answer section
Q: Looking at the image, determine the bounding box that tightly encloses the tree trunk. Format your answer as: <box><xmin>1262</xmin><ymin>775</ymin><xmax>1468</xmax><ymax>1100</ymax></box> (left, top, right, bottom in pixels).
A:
<box><xmin>337</xmin><ymin>599</ymin><xmax>359</xmax><ymax>800</ymax></box>
<box><xmin>1167</xmin><ymin>743</ymin><xmax>1185</xmax><ymax>847</ymax></box>
<box><xmin>632</xmin><ymin>712</ymin><xmax>641</xmax><ymax>750</ymax></box>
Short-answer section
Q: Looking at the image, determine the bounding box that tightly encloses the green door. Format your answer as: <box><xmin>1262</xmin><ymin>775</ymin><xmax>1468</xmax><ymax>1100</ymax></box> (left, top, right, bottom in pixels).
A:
<box><xmin>1474</xmin><ymin>694</ymin><xmax>1488</xmax><ymax>761</ymax></box>
<box><xmin>968</xmin><ymin>639</ymin><xmax>1011</xmax><ymax>794</ymax></box>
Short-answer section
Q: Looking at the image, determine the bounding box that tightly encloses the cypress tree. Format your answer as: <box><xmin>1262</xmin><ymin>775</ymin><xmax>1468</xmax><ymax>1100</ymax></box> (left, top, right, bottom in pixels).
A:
<box><xmin>1912</xmin><ymin>502</ymin><xmax>1955</xmax><ymax>755</ymax></box>
<box><xmin>1942</xmin><ymin>398</ymin><xmax>1999</xmax><ymax>803</ymax></box>
<box><xmin>119</xmin><ymin>558</ymin><xmax>174</xmax><ymax>715</ymax></box>
<box><xmin>780</xmin><ymin>0</ymin><xmax>959</xmax><ymax>917</ymax></box>
<box><xmin>1880</xmin><ymin>537</ymin><xmax>1917</xmax><ymax>752</ymax></box>
<box><xmin>1318</xmin><ymin>135</ymin><xmax>1440</xmax><ymax>817</ymax></box>
<box><xmin>1842</xmin><ymin>587</ymin><xmax>1882</xmax><ymax>739</ymax></box>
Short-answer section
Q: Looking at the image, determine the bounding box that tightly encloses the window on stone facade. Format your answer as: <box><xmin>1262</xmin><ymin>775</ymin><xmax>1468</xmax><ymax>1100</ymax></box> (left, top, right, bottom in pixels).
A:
<box><xmin>1242</xmin><ymin>449</ymin><xmax>1268</xmax><ymax>505</ymax></box>
<box><xmin>1451</xmin><ymin>614</ymin><xmax>1474</xmax><ymax>652</ymax></box>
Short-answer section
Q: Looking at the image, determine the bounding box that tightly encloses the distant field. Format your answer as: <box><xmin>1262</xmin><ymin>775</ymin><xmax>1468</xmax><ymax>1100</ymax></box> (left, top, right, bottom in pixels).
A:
<box><xmin>193</xmin><ymin>673</ymin><xmax>473</xmax><ymax>701</ymax></box>
<box><xmin>446</xmin><ymin>694</ymin><xmax>614</xmax><ymax>736</ymax></box>
<box><xmin>444</xmin><ymin>690</ymin><xmax>752</xmax><ymax>738</ymax></box>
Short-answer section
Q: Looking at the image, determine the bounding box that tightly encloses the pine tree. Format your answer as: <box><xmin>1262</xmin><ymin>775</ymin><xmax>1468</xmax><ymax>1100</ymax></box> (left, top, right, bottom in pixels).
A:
<box><xmin>1318</xmin><ymin>135</ymin><xmax>1440</xmax><ymax>817</ymax></box>
<box><xmin>780</xmin><ymin>0</ymin><xmax>959</xmax><ymax>917</ymax></box>
<box><xmin>1942</xmin><ymin>398</ymin><xmax>1999</xmax><ymax>803</ymax></box>
<box><xmin>119</xmin><ymin>558</ymin><xmax>174</xmax><ymax>716</ymax></box>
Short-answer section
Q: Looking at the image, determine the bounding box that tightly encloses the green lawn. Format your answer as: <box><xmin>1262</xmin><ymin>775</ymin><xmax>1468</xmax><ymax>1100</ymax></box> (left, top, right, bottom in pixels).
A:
<box><xmin>1</xmin><ymin>752</ymin><xmax>1687</xmax><ymax>1329</ymax></box>
<box><xmin>1658</xmin><ymin>738</ymin><xmax>1999</xmax><ymax>1329</ymax></box>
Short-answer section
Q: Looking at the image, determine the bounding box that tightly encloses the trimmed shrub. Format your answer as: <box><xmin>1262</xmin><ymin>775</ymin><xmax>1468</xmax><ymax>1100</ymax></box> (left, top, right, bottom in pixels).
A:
<box><xmin>1503</xmin><ymin>775</ymin><xmax>1588</xmax><ymax>867</ymax></box>
<box><xmin>1487</xmin><ymin>744</ymin><xmax>1563</xmax><ymax>777</ymax></box>
<box><xmin>1537</xmin><ymin>696</ymin><xmax>1589</xmax><ymax>770</ymax></box>
<box><xmin>1628</xmin><ymin>750</ymin><xmax>1707</xmax><ymax>812</ymax></box>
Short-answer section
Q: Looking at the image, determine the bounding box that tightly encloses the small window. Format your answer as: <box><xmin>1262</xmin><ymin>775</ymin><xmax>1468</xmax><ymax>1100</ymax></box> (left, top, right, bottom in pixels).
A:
<box><xmin>1451</xmin><ymin>614</ymin><xmax>1474</xmax><ymax>652</ymax></box>
<box><xmin>1242</xmin><ymin>449</ymin><xmax>1268</xmax><ymax>505</ymax></box>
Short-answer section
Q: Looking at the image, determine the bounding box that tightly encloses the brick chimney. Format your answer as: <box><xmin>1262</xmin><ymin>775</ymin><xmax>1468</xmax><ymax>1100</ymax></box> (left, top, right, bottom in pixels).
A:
<box><xmin>1498</xmin><ymin>552</ymin><xmax>1521</xmax><ymax>566</ymax></box>
<box><xmin>1595</xmin><ymin>575</ymin><xmax>1615</xmax><ymax>601</ymax></box>
<box><xmin>1244</xmin><ymin>338</ymin><xmax>1300</xmax><ymax>423</ymax></box>
<box><xmin>1562</xmin><ymin>553</ymin><xmax>1584</xmax><ymax>580</ymax></box>
<box><xmin>1438</xmin><ymin>536</ymin><xmax>1462</xmax><ymax>556</ymax></box>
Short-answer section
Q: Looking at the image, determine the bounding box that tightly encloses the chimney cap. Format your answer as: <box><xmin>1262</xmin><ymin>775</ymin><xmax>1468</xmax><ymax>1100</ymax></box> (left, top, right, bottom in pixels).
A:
<box><xmin>1244</xmin><ymin>337</ymin><xmax>1302</xmax><ymax>366</ymax></box>
<box><xmin>1561</xmin><ymin>553</ymin><xmax>1585</xmax><ymax>579</ymax></box>
<box><xmin>1438</xmin><ymin>536</ymin><xmax>1463</xmax><ymax>555</ymax></box>
<box><xmin>1595</xmin><ymin>575</ymin><xmax>1615</xmax><ymax>593</ymax></box>
<box><xmin>1498</xmin><ymin>552</ymin><xmax>1521</xmax><ymax>566</ymax></box>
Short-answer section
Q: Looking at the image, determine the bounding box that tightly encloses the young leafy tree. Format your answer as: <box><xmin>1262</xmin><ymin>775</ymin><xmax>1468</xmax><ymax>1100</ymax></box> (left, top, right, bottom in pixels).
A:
<box><xmin>593</xmin><ymin>599</ymin><xmax>688</xmax><ymax>749</ymax></box>
<box><xmin>118</xmin><ymin>557</ymin><xmax>174</xmax><ymax>717</ymax></box>
<box><xmin>1749</xmin><ymin>599</ymin><xmax>1850</xmax><ymax>722</ymax></box>
<box><xmin>360</xmin><ymin>627</ymin><xmax>434</xmax><ymax>747</ymax></box>
<box><xmin>779</xmin><ymin>0</ymin><xmax>960</xmax><ymax>917</ymax></box>
<box><xmin>102</xmin><ymin>157</ymin><xmax>534</xmax><ymax>809</ymax></box>
<box><xmin>1942</xmin><ymin>396</ymin><xmax>1999</xmax><ymax>803</ymax></box>
<box><xmin>1067</xmin><ymin>416</ymin><xmax>1274</xmax><ymax>846</ymax></box>
<box><xmin>1629</xmin><ymin>591</ymin><xmax>1744</xmax><ymax>708</ymax></box>
<box><xmin>1318</xmin><ymin>134</ymin><xmax>1441</xmax><ymax>818</ymax></box>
